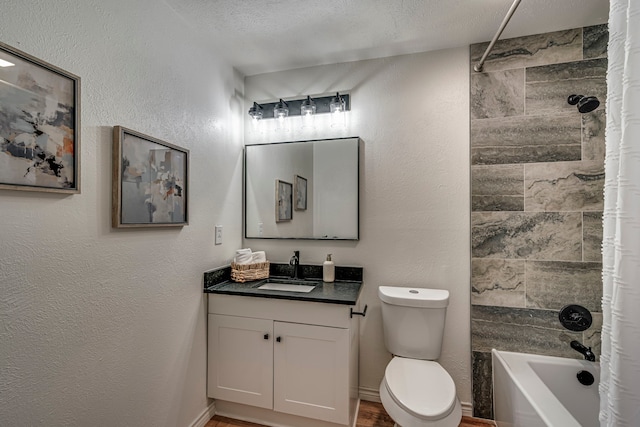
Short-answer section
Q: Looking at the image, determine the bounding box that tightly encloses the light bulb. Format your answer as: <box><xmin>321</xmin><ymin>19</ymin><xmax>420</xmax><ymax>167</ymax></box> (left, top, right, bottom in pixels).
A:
<box><xmin>300</xmin><ymin>95</ymin><xmax>316</xmax><ymax>116</ymax></box>
<box><xmin>273</xmin><ymin>99</ymin><xmax>289</xmax><ymax>119</ymax></box>
<box><xmin>248</xmin><ymin>102</ymin><xmax>263</xmax><ymax>120</ymax></box>
<box><xmin>330</xmin><ymin>92</ymin><xmax>345</xmax><ymax>114</ymax></box>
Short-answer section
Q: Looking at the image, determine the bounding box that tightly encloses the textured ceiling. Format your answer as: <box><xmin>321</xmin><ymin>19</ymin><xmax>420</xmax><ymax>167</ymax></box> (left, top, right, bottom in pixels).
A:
<box><xmin>164</xmin><ymin>0</ymin><xmax>609</xmax><ymax>76</ymax></box>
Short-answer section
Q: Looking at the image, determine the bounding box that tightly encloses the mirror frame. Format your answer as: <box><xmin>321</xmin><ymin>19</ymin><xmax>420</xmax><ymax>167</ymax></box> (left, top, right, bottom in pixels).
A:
<box><xmin>244</xmin><ymin>137</ymin><xmax>360</xmax><ymax>240</ymax></box>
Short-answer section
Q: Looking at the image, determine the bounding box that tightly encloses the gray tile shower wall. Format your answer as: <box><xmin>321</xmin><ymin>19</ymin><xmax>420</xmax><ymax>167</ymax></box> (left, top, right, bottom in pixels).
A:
<box><xmin>472</xmin><ymin>305</ymin><xmax>584</xmax><ymax>357</ymax></box>
<box><xmin>472</xmin><ymin>212</ymin><xmax>583</xmax><ymax>260</ymax></box>
<box><xmin>471</xmin><ymin>164</ymin><xmax>524</xmax><ymax>211</ymax></box>
<box><xmin>469</xmin><ymin>23</ymin><xmax>608</xmax><ymax>419</ymax></box>
<box><xmin>470</xmin><ymin>114</ymin><xmax>582</xmax><ymax>165</ymax></box>
<box><xmin>583</xmin><ymin>109</ymin><xmax>607</xmax><ymax>161</ymax></box>
<box><xmin>525</xmin><ymin>58</ymin><xmax>607</xmax><ymax>115</ymax></box>
<box><xmin>524</xmin><ymin>161</ymin><xmax>604</xmax><ymax>211</ymax></box>
<box><xmin>583</xmin><ymin>211</ymin><xmax>604</xmax><ymax>262</ymax></box>
<box><xmin>469</xmin><ymin>28</ymin><xmax>583</xmax><ymax>72</ymax></box>
<box><xmin>471</xmin><ymin>351</ymin><xmax>494</xmax><ymax>420</ymax></box>
<box><xmin>472</xmin><ymin>259</ymin><xmax>525</xmax><ymax>307</ymax></box>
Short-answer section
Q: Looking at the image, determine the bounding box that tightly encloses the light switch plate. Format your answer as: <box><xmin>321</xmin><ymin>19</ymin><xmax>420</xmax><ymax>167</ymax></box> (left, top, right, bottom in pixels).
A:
<box><xmin>215</xmin><ymin>225</ymin><xmax>223</xmax><ymax>245</ymax></box>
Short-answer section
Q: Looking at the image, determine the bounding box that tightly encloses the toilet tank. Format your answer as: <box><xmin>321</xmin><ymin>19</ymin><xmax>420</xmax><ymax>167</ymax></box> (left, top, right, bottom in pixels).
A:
<box><xmin>378</xmin><ymin>286</ymin><xmax>449</xmax><ymax>360</ymax></box>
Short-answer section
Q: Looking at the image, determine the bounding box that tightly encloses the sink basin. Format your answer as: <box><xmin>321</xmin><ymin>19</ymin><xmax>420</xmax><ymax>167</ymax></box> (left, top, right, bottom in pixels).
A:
<box><xmin>258</xmin><ymin>283</ymin><xmax>316</xmax><ymax>292</ymax></box>
<box><xmin>257</xmin><ymin>278</ymin><xmax>319</xmax><ymax>293</ymax></box>
<box><xmin>265</xmin><ymin>278</ymin><xmax>320</xmax><ymax>285</ymax></box>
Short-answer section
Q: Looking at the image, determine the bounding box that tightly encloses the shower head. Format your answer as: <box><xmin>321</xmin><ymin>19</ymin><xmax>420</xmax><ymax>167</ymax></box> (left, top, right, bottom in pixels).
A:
<box><xmin>567</xmin><ymin>94</ymin><xmax>600</xmax><ymax>113</ymax></box>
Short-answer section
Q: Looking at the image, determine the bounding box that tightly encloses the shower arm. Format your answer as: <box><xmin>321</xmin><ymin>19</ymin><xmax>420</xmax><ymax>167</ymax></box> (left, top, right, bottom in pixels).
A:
<box><xmin>473</xmin><ymin>0</ymin><xmax>522</xmax><ymax>72</ymax></box>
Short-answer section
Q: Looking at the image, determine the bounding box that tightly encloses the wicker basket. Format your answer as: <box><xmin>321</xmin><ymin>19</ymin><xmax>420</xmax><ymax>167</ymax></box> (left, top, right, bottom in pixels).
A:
<box><xmin>231</xmin><ymin>261</ymin><xmax>270</xmax><ymax>283</ymax></box>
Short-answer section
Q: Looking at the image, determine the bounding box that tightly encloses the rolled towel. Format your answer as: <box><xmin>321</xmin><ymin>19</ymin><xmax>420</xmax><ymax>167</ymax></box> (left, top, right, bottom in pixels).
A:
<box><xmin>251</xmin><ymin>251</ymin><xmax>266</xmax><ymax>263</ymax></box>
<box><xmin>234</xmin><ymin>248</ymin><xmax>253</xmax><ymax>264</ymax></box>
<box><xmin>234</xmin><ymin>255</ymin><xmax>252</xmax><ymax>264</ymax></box>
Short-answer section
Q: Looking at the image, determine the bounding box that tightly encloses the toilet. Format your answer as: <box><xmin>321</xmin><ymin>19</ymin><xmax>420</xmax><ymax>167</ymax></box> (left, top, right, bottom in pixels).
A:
<box><xmin>378</xmin><ymin>286</ymin><xmax>462</xmax><ymax>427</ymax></box>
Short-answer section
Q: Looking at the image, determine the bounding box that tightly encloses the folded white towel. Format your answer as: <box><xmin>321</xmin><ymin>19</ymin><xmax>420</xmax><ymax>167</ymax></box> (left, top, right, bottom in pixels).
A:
<box><xmin>251</xmin><ymin>251</ymin><xmax>266</xmax><ymax>263</ymax></box>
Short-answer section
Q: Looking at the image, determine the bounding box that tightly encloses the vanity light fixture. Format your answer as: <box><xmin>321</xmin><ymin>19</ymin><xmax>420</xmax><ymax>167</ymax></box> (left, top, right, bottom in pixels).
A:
<box><xmin>273</xmin><ymin>98</ymin><xmax>289</xmax><ymax>119</ymax></box>
<box><xmin>247</xmin><ymin>93</ymin><xmax>350</xmax><ymax>121</ymax></box>
<box><xmin>248</xmin><ymin>102</ymin><xmax>263</xmax><ymax>120</ymax></box>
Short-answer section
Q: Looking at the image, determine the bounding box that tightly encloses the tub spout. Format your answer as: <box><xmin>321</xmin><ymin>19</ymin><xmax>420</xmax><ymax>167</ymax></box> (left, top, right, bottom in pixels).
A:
<box><xmin>570</xmin><ymin>340</ymin><xmax>596</xmax><ymax>362</ymax></box>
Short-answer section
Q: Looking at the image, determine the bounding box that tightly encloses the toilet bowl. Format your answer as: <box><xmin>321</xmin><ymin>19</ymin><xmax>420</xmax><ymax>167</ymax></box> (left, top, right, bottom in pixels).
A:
<box><xmin>379</xmin><ymin>357</ymin><xmax>461</xmax><ymax>427</ymax></box>
<box><xmin>378</xmin><ymin>286</ymin><xmax>462</xmax><ymax>427</ymax></box>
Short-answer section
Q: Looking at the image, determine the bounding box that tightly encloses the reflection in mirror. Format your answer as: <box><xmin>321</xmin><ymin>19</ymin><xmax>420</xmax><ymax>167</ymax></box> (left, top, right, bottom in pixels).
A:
<box><xmin>245</xmin><ymin>137</ymin><xmax>360</xmax><ymax>240</ymax></box>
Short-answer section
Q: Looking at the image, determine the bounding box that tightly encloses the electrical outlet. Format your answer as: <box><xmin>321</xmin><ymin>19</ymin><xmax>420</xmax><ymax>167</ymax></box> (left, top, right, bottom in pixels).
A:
<box><xmin>215</xmin><ymin>225</ymin><xmax>223</xmax><ymax>245</ymax></box>
<box><xmin>258</xmin><ymin>222</ymin><xmax>263</xmax><ymax>237</ymax></box>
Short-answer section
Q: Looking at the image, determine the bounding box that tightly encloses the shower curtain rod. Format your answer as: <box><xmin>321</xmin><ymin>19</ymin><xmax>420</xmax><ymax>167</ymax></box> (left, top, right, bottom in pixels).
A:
<box><xmin>473</xmin><ymin>0</ymin><xmax>522</xmax><ymax>72</ymax></box>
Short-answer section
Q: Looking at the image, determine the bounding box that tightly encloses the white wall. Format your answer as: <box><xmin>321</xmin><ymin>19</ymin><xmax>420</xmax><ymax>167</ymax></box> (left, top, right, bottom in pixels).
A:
<box><xmin>243</xmin><ymin>50</ymin><xmax>472</xmax><ymax>405</ymax></box>
<box><xmin>0</xmin><ymin>1</ymin><xmax>243</xmax><ymax>426</ymax></box>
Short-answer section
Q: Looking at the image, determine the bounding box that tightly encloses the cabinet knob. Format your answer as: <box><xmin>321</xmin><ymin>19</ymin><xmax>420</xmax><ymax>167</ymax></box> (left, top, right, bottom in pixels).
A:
<box><xmin>276</xmin><ymin>336</ymin><xmax>281</xmax><ymax>343</ymax></box>
<box><xmin>264</xmin><ymin>333</ymin><xmax>269</xmax><ymax>340</ymax></box>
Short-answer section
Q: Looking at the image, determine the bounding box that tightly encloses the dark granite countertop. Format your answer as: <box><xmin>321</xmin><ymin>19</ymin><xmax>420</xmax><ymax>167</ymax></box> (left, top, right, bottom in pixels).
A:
<box><xmin>204</xmin><ymin>263</ymin><xmax>363</xmax><ymax>306</ymax></box>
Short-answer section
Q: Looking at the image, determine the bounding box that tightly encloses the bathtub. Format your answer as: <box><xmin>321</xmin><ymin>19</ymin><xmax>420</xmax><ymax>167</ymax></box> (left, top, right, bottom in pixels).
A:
<box><xmin>492</xmin><ymin>349</ymin><xmax>600</xmax><ymax>427</ymax></box>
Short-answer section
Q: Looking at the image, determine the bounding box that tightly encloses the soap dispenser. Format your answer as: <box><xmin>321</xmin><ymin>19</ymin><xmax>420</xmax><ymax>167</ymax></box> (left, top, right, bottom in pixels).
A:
<box><xmin>323</xmin><ymin>254</ymin><xmax>335</xmax><ymax>283</ymax></box>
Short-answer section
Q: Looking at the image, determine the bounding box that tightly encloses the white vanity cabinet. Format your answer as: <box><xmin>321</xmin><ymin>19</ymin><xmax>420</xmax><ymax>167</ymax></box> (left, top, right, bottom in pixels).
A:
<box><xmin>208</xmin><ymin>293</ymin><xmax>360</xmax><ymax>427</ymax></box>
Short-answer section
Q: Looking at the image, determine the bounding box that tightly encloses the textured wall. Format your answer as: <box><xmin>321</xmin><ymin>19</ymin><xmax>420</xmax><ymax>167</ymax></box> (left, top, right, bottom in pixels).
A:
<box><xmin>0</xmin><ymin>0</ymin><xmax>243</xmax><ymax>425</ymax></box>
<box><xmin>243</xmin><ymin>49</ymin><xmax>472</xmax><ymax>406</ymax></box>
<box><xmin>469</xmin><ymin>25</ymin><xmax>608</xmax><ymax>419</ymax></box>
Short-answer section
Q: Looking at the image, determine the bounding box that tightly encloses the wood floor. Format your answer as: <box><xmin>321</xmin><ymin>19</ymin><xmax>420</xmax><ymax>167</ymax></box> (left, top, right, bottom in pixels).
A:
<box><xmin>205</xmin><ymin>400</ymin><xmax>495</xmax><ymax>427</ymax></box>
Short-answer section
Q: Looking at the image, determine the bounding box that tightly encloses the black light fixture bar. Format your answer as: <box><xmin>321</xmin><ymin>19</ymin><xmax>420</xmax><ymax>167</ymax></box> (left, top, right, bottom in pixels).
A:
<box><xmin>251</xmin><ymin>93</ymin><xmax>350</xmax><ymax>119</ymax></box>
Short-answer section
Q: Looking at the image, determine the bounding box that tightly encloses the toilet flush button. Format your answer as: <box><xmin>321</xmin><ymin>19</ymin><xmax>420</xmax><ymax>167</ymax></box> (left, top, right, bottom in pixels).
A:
<box><xmin>410</xmin><ymin>290</ymin><xmax>419</xmax><ymax>294</ymax></box>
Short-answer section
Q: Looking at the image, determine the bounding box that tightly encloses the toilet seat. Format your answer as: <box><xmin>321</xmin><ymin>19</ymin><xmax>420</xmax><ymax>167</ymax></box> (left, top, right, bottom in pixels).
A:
<box><xmin>384</xmin><ymin>357</ymin><xmax>457</xmax><ymax>421</ymax></box>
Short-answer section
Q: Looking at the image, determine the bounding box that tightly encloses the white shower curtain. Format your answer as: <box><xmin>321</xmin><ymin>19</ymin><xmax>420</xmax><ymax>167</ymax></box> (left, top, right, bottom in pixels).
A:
<box><xmin>599</xmin><ymin>0</ymin><xmax>640</xmax><ymax>426</ymax></box>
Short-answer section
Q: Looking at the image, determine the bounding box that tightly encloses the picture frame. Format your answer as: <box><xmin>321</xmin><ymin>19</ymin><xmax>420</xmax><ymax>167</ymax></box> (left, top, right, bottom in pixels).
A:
<box><xmin>112</xmin><ymin>126</ymin><xmax>189</xmax><ymax>228</ymax></box>
<box><xmin>0</xmin><ymin>41</ymin><xmax>81</xmax><ymax>193</ymax></box>
<box><xmin>275</xmin><ymin>179</ymin><xmax>293</xmax><ymax>222</ymax></box>
<box><xmin>294</xmin><ymin>175</ymin><xmax>307</xmax><ymax>211</ymax></box>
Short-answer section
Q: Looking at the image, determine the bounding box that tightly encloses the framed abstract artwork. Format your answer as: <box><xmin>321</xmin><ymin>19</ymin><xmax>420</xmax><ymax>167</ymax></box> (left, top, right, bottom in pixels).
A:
<box><xmin>294</xmin><ymin>174</ymin><xmax>307</xmax><ymax>211</ymax></box>
<box><xmin>112</xmin><ymin>126</ymin><xmax>189</xmax><ymax>228</ymax></box>
<box><xmin>275</xmin><ymin>179</ymin><xmax>292</xmax><ymax>222</ymax></box>
<box><xmin>0</xmin><ymin>41</ymin><xmax>81</xmax><ymax>193</ymax></box>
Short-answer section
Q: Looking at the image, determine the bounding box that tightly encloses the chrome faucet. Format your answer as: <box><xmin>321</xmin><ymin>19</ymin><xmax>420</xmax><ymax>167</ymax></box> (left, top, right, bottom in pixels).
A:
<box><xmin>571</xmin><ymin>340</ymin><xmax>596</xmax><ymax>362</ymax></box>
<box><xmin>289</xmin><ymin>251</ymin><xmax>300</xmax><ymax>279</ymax></box>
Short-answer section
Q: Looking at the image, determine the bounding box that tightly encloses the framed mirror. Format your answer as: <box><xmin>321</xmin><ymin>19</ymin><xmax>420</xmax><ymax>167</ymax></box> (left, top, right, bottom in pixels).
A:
<box><xmin>244</xmin><ymin>137</ymin><xmax>360</xmax><ymax>240</ymax></box>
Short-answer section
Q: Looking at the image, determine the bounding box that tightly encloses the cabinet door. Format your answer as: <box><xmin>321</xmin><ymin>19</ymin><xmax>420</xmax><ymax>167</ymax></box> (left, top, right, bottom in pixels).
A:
<box><xmin>208</xmin><ymin>314</ymin><xmax>273</xmax><ymax>409</ymax></box>
<box><xmin>273</xmin><ymin>321</ymin><xmax>350</xmax><ymax>424</ymax></box>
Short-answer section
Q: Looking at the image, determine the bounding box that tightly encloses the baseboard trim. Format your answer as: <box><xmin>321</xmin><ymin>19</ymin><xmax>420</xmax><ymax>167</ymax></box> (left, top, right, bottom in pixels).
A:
<box><xmin>215</xmin><ymin>399</ymin><xmax>357</xmax><ymax>427</ymax></box>
<box><xmin>189</xmin><ymin>400</ymin><xmax>216</xmax><ymax>427</ymax></box>
<box><xmin>200</xmin><ymin>394</ymin><xmax>473</xmax><ymax>425</ymax></box>
<box><xmin>461</xmin><ymin>401</ymin><xmax>473</xmax><ymax>418</ymax></box>
<box><xmin>361</xmin><ymin>387</ymin><xmax>473</xmax><ymax>418</ymax></box>
<box><xmin>358</xmin><ymin>386</ymin><xmax>381</xmax><ymax>403</ymax></box>
<box><xmin>351</xmin><ymin>399</ymin><xmax>360</xmax><ymax>427</ymax></box>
